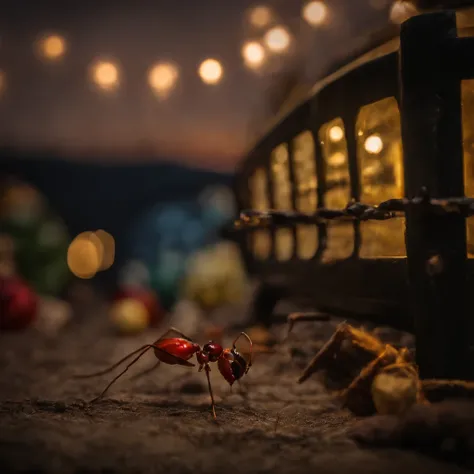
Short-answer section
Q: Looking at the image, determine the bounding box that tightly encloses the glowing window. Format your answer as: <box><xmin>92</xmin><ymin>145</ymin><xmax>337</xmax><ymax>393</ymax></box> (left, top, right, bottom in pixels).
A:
<box><xmin>271</xmin><ymin>143</ymin><xmax>293</xmax><ymax>261</ymax></box>
<box><xmin>319</xmin><ymin>118</ymin><xmax>354</xmax><ymax>262</ymax></box>
<box><xmin>292</xmin><ymin>131</ymin><xmax>318</xmax><ymax>259</ymax></box>
<box><xmin>249</xmin><ymin>168</ymin><xmax>272</xmax><ymax>260</ymax></box>
<box><xmin>457</xmin><ymin>9</ymin><xmax>474</xmax><ymax>37</ymax></box>
<box><xmin>356</xmin><ymin>97</ymin><xmax>405</xmax><ymax>258</ymax></box>
<box><xmin>462</xmin><ymin>80</ymin><xmax>474</xmax><ymax>257</ymax></box>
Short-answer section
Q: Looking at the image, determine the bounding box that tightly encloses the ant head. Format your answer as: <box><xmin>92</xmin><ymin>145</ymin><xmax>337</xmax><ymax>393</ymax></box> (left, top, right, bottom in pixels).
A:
<box><xmin>202</xmin><ymin>341</ymin><xmax>223</xmax><ymax>362</ymax></box>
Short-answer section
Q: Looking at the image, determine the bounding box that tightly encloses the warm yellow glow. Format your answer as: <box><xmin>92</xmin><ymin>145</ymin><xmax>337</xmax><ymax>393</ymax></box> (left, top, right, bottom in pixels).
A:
<box><xmin>264</xmin><ymin>26</ymin><xmax>291</xmax><ymax>53</ymax></box>
<box><xmin>249</xmin><ymin>6</ymin><xmax>272</xmax><ymax>28</ymax></box>
<box><xmin>293</xmin><ymin>131</ymin><xmax>318</xmax><ymax>260</ymax></box>
<box><xmin>95</xmin><ymin>229</ymin><xmax>115</xmax><ymax>271</ymax></box>
<box><xmin>319</xmin><ymin>118</ymin><xmax>354</xmax><ymax>262</ymax></box>
<box><xmin>110</xmin><ymin>298</ymin><xmax>149</xmax><ymax>334</ymax></box>
<box><xmin>198</xmin><ymin>59</ymin><xmax>223</xmax><ymax>85</ymax></box>
<box><xmin>91</xmin><ymin>60</ymin><xmax>120</xmax><ymax>91</ymax></box>
<box><xmin>328</xmin><ymin>151</ymin><xmax>346</xmax><ymax>167</ymax></box>
<box><xmin>67</xmin><ymin>232</ymin><xmax>104</xmax><ymax>279</ymax></box>
<box><xmin>242</xmin><ymin>41</ymin><xmax>266</xmax><ymax>68</ymax></box>
<box><xmin>357</xmin><ymin>97</ymin><xmax>405</xmax><ymax>258</ymax></box>
<box><xmin>364</xmin><ymin>134</ymin><xmax>384</xmax><ymax>154</ymax></box>
<box><xmin>39</xmin><ymin>34</ymin><xmax>66</xmax><ymax>60</ymax></box>
<box><xmin>148</xmin><ymin>62</ymin><xmax>178</xmax><ymax>97</ymax></box>
<box><xmin>328</xmin><ymin>125</ymin><xmax>344</xmax><ymax>142</ymax></box>
<box><xmin>461</xmin><ymin>80</ymin><xmax>474</xmax><ymax>257</ymax></box>
<box><xmin>271</xmin><ymin>143</ymin><xmax>293</xmax><ymax>261</ymax></box>
<box><xmin>302</xmin><ymin>1</ymin><xmax>328</xmax><ymax>26</ymax></box>
<box><xmin>249</xmin><ymin>168</ymin><xmax>271</xmax><ymax>260</ymax></box>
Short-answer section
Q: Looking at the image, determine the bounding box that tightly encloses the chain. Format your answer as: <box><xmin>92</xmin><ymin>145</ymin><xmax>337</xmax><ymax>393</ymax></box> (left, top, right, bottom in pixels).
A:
<box><xmin>233</xmin><ymin>194</ymin><xmax>474</xmax><ymax>229</ymax></box>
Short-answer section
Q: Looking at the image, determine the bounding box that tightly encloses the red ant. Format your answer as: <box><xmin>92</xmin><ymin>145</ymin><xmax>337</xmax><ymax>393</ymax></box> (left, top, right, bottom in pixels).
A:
<box><xmin>75</xmin><ymin>327</ymin><xmax>253</xmax><ymax>419</ymax></box>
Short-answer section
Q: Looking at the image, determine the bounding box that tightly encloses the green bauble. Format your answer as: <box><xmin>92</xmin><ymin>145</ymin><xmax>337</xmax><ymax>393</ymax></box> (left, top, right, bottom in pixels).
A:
<box><xmin>3</xmin><ymin>215</ymin><xmax>70</xmax><ymax>297</ymax></box>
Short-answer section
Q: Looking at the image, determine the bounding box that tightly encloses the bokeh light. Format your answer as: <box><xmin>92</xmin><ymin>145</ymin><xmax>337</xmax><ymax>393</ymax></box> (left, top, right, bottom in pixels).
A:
<box><xmin>328</xmin><ymin>125</ymin><xmax>344</xmax><ymax>142</ymax></box>
<box><xmin>264</xmin><ymin>26</ymin><xmax>291</xmax><ymax>53</ymax></box>
<box><xmin>327</xmin><ymin>152</ymin><xmax>346</xmax><ymax>167</ymax></box>
<box><xmin>90</xmin><ymin>60</ymin><xmax>120</xmax><ymax>91</ymax></box>
<box><xmin>148</xmin><ymin>62</ymin><xmax>179</xmax><ymax>97</ymax></box>
<box><xmin>242</xmin><ymin>41</ymin><xmax>266</xmax><ymax>68</ymax></box>
<box><xmin>389</xmin><ymin>0</ymin><xmax>418</xmax><ymax>24</ymax></box>
<box><xmin>198</xmin><ymin>58</ymin><xmax>223</xmax><ymax>85</ymax></box>
<box><xmin>249</xmin><ymin>6</ymin><xmax>272</xmax><ymax>28</ymax></box>
<box><xmin>302</xmin><ymin>1</ymin><xmax>328</xmax><ymax>27</ymax></box>
<box><xmin>95</xmin><ymin>229</ymin><xmax>115</xmax><ymax>271</ymax></box>
<box><xmin>364</xmin><ymin>134</ymin><xmax>384</xmax><ymax>154</ymax></box>
<box><xmin>38</xmin><ymin>34</ymin><xmax>67</xmax><ymax>61</ymax></box>
<box><xmin>67</xmin><ymin>232</ymin><xmax>104</xmax><ymax>279</ymax></box>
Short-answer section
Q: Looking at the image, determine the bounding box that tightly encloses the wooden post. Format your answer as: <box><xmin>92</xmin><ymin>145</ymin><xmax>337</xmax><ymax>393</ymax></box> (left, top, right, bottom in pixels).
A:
<box><xmin>399</xmin><ymin>11</ymin><xmax>472</xmax><ymax>379</ymax></box>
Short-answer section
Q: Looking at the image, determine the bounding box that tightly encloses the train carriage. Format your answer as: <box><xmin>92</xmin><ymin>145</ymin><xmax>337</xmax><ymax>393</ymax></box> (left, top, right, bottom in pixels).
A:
<box><xmin>231</xmin><ymin>9</ymin><xmax>474</xmax><ymax>381</ymax></box>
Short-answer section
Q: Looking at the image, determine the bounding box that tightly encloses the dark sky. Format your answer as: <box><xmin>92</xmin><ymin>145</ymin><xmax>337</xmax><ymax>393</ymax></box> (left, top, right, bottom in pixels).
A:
<box><xmin>0</xmin><ymin>0</ymin><xmax>393</xmax><ymax>170</ymax></box>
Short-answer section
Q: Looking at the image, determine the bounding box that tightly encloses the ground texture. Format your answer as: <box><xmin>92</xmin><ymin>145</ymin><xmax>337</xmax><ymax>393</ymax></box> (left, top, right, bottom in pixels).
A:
<box><xmin>0</xmin><ymin>312</ymin><xmax>472</xmax><ymax>474</ymax></box>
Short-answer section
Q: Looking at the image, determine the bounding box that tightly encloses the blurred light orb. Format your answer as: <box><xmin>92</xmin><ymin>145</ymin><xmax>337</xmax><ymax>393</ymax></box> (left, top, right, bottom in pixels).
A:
<box><xmin>95</xmin><ymin>229</ymin><xmax>115</xmax><ymax>270</ymax></box>
<box><xmin>198</xmin><ymin>59</ymin><xmax>223</xmax><ymax>85</ymax></box>
<box><xmin>302</xmin><ymin>1</ymin><xmax>328</xmax><ymax>27</ymax></box>
<box><xmin>364</xmin><ymin>134</ymin><xmax>384</xmax><ymax>154</ymax></box>
<box><xmin>249</xmin><ymin>6</ymin><xmax>272</xmax><ymax>28</ymax></box>
<box><xmin>242</xmin><ymin>41</ymin><xmax>265</xmax><ymax>68</ymax></box>
<box><xmin>390</xmin><ymin>1</ymin><xmax>419</xmax><ymax>24</ymax></box>
<box><xmin>148</xmin><ymin>62</ymin><xmax>179</xmax><ymax>97</ymax></box>
<box><xmin>39</xmin><ymin>34</ymin><xmax>66</xmax><ymax>61</ymax></box>
<box><xmin>264</xmin><ymin>26</ymin><xmax>291</xmax><ymax>53</ymax></box>
<box><xmin>110</xmin><ymin>298</ymin><xmax>149</xmax><ymax>334</ymax></box>
<box><xmin>328</xmin><ymin>125</ymin><xmax>344</xmax><ymax>142</ymax></box>
<box><xmin>91</xmin><ymin>60</ymin><xmax>120</xmax><ymax>91</ymax></box>
<box><xmin>328</xmin><ymin>152</ymin><xmax>346</xmax><ymax>167</ymax></box>
<box><xmin>67</xmin><ymin>232</ymin><xmax>103</xmax><ymax>279</ymax></box>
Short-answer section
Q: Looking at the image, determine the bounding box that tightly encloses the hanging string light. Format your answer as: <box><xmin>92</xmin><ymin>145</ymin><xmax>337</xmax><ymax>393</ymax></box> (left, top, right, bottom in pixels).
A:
<box><xmin>90</xmin><ymin>59</ymin><xmax>120</xmax><ymax>91</ymax></box>
<box><xmin>264</xmin><ymin>25</ymin><xmax>291</xmax><ymax>53</ymax></box>
<box><xmin>302</xmin><ymin>1</ymin><xmax>328</xmax><ymax>27</ymax></box>
<box><xmin>198</xmin><ymin>58</ymin><xmax>223</xmax><ymax>85</ymax></box>
<box><xmin>242</xmin><ymin>41</ymin><xmax>266</xmax><ymax>69</ymax></box>
<box><xmin>148</xmin><ymin>62</ymin><xmax>179</xmax><ymax>98</ymax></box>
<box><xmin>37</xmin><ymin>33</ymin><xmax>67</xmax><ymax>61</ymax></box>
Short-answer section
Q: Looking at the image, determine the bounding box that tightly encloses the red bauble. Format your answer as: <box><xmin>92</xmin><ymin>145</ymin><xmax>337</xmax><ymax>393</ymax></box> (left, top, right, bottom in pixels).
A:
<box><xmin>0</xmin><ymin>276</ymin><xmax>39</xmax><ymax>331</ymax></box>
<box><xmin>113</xmin><ymin>286</ymin><xmax>164</xmax><ymax>327</ymax></box>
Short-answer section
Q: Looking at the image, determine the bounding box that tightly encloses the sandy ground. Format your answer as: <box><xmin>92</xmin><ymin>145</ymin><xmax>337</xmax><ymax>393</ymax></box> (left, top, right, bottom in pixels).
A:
<box><xmin>0</xmin><ymin>312</ymin><xmax>471</xmax><ymax>474</ymax></box>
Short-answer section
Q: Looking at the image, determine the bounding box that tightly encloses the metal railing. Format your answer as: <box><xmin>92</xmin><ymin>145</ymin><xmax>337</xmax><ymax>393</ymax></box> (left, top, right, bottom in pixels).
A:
<box><xmin>234</xmin><ymin>190</ymin><xmax>474</xmax><ymax>229</ymax></box>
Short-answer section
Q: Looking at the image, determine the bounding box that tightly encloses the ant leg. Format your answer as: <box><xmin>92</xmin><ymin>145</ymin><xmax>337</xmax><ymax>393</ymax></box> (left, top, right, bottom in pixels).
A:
<box><xmin>298</xmin><ymin>322</ymin><xmax>350</xmax><ymax>384</ymax></box>
<box><xmin>89</xmin><ymin>345</ymin><xmax>157</xmax><ymax>403</ymax></box>
<box><xmin>203</xmin><ymin>364</ymin><xmax>217</xmax><ymax>420</ymax></box>
<box><xmin>232</xmin><ymin>332</ymin><xmax>253</xmax><ymax>373</ymax></box>
<box><xmin>286</xmin><ymin>312</ymin><xmax>330</xmax><ymax>340</ymax></box>
<box><xmin>129</xmin><ymin>360</ymin><xmax>161</xmax><ymax>381</ymax></box>
<box><xmin>74</xmin><ymin>345</ymin><xmax>154</xmax><ymax>379</ymax></box>
<box><xmin>87</xmin><ymin>344</ymin><xmax>194</xmax><ymax>403</ymax></box>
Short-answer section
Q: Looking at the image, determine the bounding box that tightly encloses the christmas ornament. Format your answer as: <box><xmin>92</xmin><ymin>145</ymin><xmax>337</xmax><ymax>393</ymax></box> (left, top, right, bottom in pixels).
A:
<box><xmin>113</xmin><ymin>286</ymin><xmax>164</xmax><ymax>327</ymax></box>
<box><xmin>110</xmin><ymin>297</ymin><xmax>149</xmax><ymax>335</ymax></box>
<box><xmin>0</xmin><ymin>275</ymin><xmax>39</xmax><ymax>331</ymax></box>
